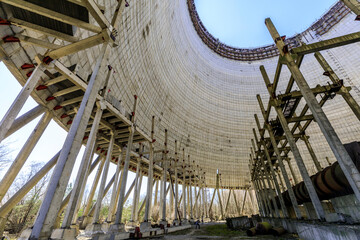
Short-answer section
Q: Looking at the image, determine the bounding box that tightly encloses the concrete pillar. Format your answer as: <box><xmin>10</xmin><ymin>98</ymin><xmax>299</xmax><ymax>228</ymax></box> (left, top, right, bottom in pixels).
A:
<box><xmin>263</xmin><ymin>146</ymin><xmax>288</xmax><ymax>218</ymax></box>
<box><xmin>209</xmin><ymin>188</ymin><xmax>216</xmax><ymax>219</ymax></box>
<box><xmin>302</xmin><ymin>135</ymin><xmax>322</xmax><ymax>172</ymax></box>
<box><xmin>232</xmin><ymin>190</ymin><xmax>241</xmax><ymax>216</ymax></box>
<box><xmin>174</xmin><ymin>140</ymin><xmax>179</xmax><ymax>223</ymax></box>
<box><xmin>285</xmin><ymin>157</ymin><xmax>298</xmax><ymax>185</ymax></box>
<box><xmin>277</xmin><ymin>169</ymin><xmax>286</xmax><ymax>192</ymax></box>
<box><xmin>203</xmin><ymin>183</ymin><xmax>208</xmax><ymax>218</ymax></box>
<box><xmin>248</xmin><ymin>190</ymin><xmax>257</xmax><ymax>215</ymax></box>
<box><xmin>29</xmin><ymin>43</ymin><xmax>112</xmax><ymax>239</ymax></box>
<box><xmin>256</xmin><ymin>95</ymin><xmax>302</xmax><ymax>220</ymax></box>
<box><xmin>53</xmin><ymin>156</ymin><xmax>101</xmax><ymax>229</ymax></box>
<box><xmin>107</xmin><ymin>152</ymin><xmax>124</xmax><ymax>223</ymax></box>
<box><xmin>86</xmin><ymin>174</ymin><xmax>116</xmax><ymax>222</ymax></box>
<box><xmin>252</xmin><ymin>179</ymin><xmax>265</xmax><ymax>217</ymax></box>
<box><xmin>0</xmin><ymin>111</ymin><xmax>51</xmax><ymax>203</ymax></box>
<box><xmin>224</xmin><ymin>189</ymin><xmax>231</xmax><ymax>216</ymax></box>
<box><xmin>129</xmin><ymin>159</ymin><xmax>141</xmax><ymax>223</ymax></box>
<box><xmin>189</xmin><ymin>163</ymin><xmax>193</xmax><ymax>221</ymax></box>
<box><xmin>135</xmin><ymin>173</ymin><xmax>143</xmax><ymax>222</ymax></box>
<box><xmin>4</xmin><ymin>105</ymin><xmax>45</xmax><ymax>139</ymax></box>
<box><xmin>257</xmin><ymin>175</ymin><xmax>273</xmax><ymax>217</ymax></box>
<box><xmin>217</xmin><ymin>188</ymin><xmax>224</xmax><ymax>220</ymax></box>
<box><xmin>83</xmin><ymin>157</ymin><xmax>106</xmax><ymax>219</ymax></box>
<box><xmin>169</xmin><ymin>165</ymin><xmax>174</xmax><ymax>220</ymax></box>
<box><xmin>273</xmin><ymin>102</ymin><xmax>325</xmax><ymax>219</ymax></box>
<box><xmin>254</xmin><ymin>146</ymin><xmax>280</xmax><ymax>217</ymax></box>
<box><xmin>61</xmin><ymin>104</ymin><xmax>104</xmax><ymax>229</ymax></box>
<box><xmin>266</xmin><ymin>17</ymin><xmax>360</xmax><ymax>207</ymax></box>
<box><xmin>256</xmin><ymin>177</ymin><xmax>270</xmax><ymax>217</ymax></box>
<box><xmin>71</xmin><ymin>152</ymin><xmax>97</xmax><ymax>226</ymax></box>
<box><xmin>154</xmin><ymin>180</ymin><xmax>159</xmax><ymax>208</ymax></box>
<box><xmin>241</xmin><ymin>190</ymin><xmax>247</xmax><ymax>215</ymax></box>
<box><xmin>261</xmin><ymin>63</ymin><xmax>326</xmax><ymax>219</ymax></box>
<box><xmin>254</xmin><ymin>114</ymin><xmax>289</xmax><ymax>218</ymax></box>
<box><xmin>182</xmin><ymin>150</ymin><xmax>187</xmax><ymax>222</ymax></box>
<box><xmin>314</xmin><ymin>52</ymin><xmax>360</xmax><ymax>122</ymax></box>
<box><xmin>112</xmin><ymin>125</ymin><xmax>135</xmax><ymax>229</ymax></box>
<box><xmin>143</xmin><ymin>116</ymin><xmax>155</xmax><ymax>224</ymax></box>
<box><xmin>194</xmin><ymin>186</ymin><xmax>198</xmax><ymax>219</ymax></box>
<box><xmin>187</xmin><ymin>185</ymin><xmax>190</xmax><ymax>218</ymax></box>
<box><xmin>0</xmin><ymin>62</ymin><xmax>46</xmax><ymax>144</ymax></box>
<box><xmin>92</xmin><ymin>131</ymin><xmax>115</xmax><ymax>224</ymax></box>
<box><xmin>160</xmin><ymin>130</ymin><xmax>168</xmax><ymax>224</ymax></box>
<box><xmin>159</xmin><ymin>164</ymin><xmax>164</xmax><ymax>219</ymax></box>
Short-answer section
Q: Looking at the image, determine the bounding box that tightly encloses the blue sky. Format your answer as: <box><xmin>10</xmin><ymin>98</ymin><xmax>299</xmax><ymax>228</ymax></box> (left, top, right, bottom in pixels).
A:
<box><xmin>195</xmin><ymin>0</ymin><xmax>337</xmax><ymax>47</ymax></box>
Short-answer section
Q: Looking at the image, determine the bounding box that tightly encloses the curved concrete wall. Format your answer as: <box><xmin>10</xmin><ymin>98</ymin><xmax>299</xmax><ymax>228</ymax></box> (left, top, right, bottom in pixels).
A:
<box><xmin>2</xmin><ymin>0</ymin><xmax>360</xmax><ymax>188</ymax></box>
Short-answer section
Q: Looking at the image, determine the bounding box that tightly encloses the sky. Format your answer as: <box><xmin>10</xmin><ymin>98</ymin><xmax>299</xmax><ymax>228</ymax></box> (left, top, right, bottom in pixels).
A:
<box><xmin>0</xmin><ymin>0</ymin><xmax>338</xmax><ymax>204</ymax></box>
<box><xmin>195</xmin><ymin>0</ymin><xmax>337</xmax><ymax>48</ymax></box>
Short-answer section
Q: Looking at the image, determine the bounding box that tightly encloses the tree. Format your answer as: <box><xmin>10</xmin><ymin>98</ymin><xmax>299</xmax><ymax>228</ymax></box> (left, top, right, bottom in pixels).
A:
<box><xmin>4</xmin><ymin>162</ymin><xmax>50</xmax><ymax>235</ymax></box>
<box><xmin>0</xmin><ymin>143</ymin><xmax>11</xmax><ymax>171</ymax></box>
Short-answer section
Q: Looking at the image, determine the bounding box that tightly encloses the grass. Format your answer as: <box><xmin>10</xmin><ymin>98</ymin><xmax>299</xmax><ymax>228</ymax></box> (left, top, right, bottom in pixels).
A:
<box><xmin>167</xmin><ymin>223</ymin><xmax>299</xmax><ymax>240</ymax></box>
<box><xmin>198</xmin><ymin>224</ymin><xmax>247</xmax><ymax>237</ymax></box>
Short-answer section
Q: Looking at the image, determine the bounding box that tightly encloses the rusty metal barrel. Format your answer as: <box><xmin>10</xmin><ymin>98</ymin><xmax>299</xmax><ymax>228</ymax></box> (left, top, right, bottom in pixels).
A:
<box><xmin>274</xmin><ymin>142</ymin><xmax>360</xmax><ymax>208</ymax></box>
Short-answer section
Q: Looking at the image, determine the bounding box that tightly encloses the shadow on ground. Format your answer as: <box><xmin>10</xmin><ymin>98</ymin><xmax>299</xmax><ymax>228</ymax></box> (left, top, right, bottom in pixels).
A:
<box><xmin>147</xmin><ymin>223</ymin><xmax>299</xmax><ymax>240</ymax></box>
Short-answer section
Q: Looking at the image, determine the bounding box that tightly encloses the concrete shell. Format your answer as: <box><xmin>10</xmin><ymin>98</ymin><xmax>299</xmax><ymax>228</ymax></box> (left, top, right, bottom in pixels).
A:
<box><xmin>1</xmin><ymin>0</ymin><xmax>360</xmax><ymax>189</ymax></box>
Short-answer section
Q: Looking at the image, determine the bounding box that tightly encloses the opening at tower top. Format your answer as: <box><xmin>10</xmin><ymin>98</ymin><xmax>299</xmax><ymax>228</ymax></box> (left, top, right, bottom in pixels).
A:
<box><xmin>194</xmin><ymin>0</ymin><xmax>337</xmax><ymax>48</ymax></box>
